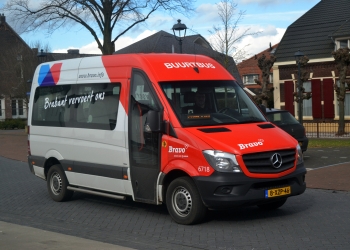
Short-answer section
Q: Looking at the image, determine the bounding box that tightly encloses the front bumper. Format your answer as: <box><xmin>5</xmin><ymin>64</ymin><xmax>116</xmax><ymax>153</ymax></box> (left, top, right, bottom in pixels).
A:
<box><xmin>193</xmin><ymin>163</ymin><xmax>306</xmax><ymax>209</ymax></box>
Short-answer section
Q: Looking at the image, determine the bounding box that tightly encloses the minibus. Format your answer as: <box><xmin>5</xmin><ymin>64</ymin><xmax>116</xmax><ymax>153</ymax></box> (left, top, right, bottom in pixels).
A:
<box><xmin>27</xmin><ymin>54</ymin><xmax>306</xmax><ymax>224</ymax></box>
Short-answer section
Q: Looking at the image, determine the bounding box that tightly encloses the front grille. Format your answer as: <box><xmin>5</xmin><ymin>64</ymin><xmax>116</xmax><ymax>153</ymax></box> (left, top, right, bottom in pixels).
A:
<box><xmin>242</xmin><ymin>149</ymin><xmax>295</xmax><ymax>174</ymax></box>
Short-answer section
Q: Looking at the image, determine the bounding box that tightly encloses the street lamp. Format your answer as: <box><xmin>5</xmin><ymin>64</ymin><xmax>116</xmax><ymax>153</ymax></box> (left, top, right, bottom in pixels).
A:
<box><xmin>37</xmin><ymin>49</ymin><xmax>47</xmax><ymax>64</ymax></box>
<box><xmin>294</xmin><ymin>50</ymin><xmax>304</xmax><ymax>125</ymax></box>
<box><xmin>172</xmin><ymin>19</ymin><xmax>187</xmax><ymax>53</ymax></box>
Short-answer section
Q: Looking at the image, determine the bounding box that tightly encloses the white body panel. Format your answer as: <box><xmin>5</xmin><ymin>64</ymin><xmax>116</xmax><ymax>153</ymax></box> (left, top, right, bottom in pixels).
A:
<box><xmin>28</xmin><ymin>56</ymin><xmax>134</xmax><ymax>198</ymax></box>
<box><xmin>65</xmin><ymin>172</ymin><xmax>129</xmax><ymax>195</ymax></box>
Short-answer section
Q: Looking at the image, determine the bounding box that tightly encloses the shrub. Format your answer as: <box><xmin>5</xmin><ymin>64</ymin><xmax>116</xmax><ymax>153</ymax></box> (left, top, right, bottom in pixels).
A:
<box><xmin>0</xmin><ymin>119</ymin><xmax>26</xmax><ymax>130</ymax></box>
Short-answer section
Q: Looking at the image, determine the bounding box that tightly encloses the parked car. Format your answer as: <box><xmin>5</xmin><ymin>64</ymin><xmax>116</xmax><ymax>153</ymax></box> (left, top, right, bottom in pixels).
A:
<box><xmin>265</xmin><ymin>109</ymin><xmax>309</xmax><ymax>152</ymax></box>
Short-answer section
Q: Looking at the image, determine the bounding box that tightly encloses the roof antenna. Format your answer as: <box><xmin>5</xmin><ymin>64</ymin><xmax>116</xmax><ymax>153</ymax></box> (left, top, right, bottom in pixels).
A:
<box><xmin>193</xmin><ymin>42</ymin><xmax>199</xmax><ymax>73</ymax></box>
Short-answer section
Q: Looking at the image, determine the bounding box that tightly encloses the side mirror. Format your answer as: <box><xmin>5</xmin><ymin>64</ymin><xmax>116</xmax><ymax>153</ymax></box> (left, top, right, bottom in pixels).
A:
<box><xmin>144</xmin><ymin>110</ymin><xmax>162</xmax><ymax>133</ymax></box>
<box><xmin>259</xmin><ymin>104</ymin><xmax>266</xmax><ymax>115</ymax></box>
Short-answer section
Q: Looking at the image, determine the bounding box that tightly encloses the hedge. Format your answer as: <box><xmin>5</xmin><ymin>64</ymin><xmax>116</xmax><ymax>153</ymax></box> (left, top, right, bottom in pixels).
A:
<box><xmin>0</xmin><ymin>119</ymin><xmax>27</xmax><ymax>130</ymax></box>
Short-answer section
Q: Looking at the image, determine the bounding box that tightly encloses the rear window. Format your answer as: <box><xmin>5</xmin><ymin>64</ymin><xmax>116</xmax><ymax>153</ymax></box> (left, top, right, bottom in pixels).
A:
<box><xmin>266</xmin><ymin>111</ymin><xmax>299</xmax><ymax>125</ymax></box>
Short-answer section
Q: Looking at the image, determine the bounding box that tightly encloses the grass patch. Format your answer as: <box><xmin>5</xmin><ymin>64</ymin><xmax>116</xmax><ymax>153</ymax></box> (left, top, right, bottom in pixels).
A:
<box><xmin>309</xmin><ymin>139</ymin><xmax>350</xmax><ymax>148</ymax></box>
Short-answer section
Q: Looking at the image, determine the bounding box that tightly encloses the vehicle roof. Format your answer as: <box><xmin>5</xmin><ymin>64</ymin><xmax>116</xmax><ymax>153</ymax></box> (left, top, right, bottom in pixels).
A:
<box><xmin>265</xmin><ymin>108</ymin><xmax>290</xmax><ymax>114</ymax></box>
<box><xmin>33</xmin><ymin>53</ymin><xmax>236</xmax><ymax>87</ymax></box>
<box><xmin>103</xmin><ymin>53</ymin><xmax>235</xmax><ymax>82</ymax></box>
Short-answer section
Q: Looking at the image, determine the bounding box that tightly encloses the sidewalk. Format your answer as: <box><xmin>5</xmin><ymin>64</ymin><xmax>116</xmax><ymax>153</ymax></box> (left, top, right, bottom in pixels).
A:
<box><xmin>1</xmin><ymin>129</ymin><xmax>349</xmax><ymax>191</ymax></box>
<box><xmin>0</xmin><ymin>221</ymin><xmax>133</xmax><ymax>250</ymax></box>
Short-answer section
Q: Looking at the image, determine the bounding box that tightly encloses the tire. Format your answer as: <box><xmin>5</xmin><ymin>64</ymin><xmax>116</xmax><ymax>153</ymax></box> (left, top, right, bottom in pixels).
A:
<box><xmin>257</xmin><ymin>198</ymin><xmax>287</xmax><ymax>210</ymax></box>
<box><xmin>166</xmin><ymin>177</ymin><xmax>207</xmax><ymax>225</ymax></box>
<box><xmin>47</xmin><ymin>164</ymin><xmax>73</xmax><ymax>202</ymax></box>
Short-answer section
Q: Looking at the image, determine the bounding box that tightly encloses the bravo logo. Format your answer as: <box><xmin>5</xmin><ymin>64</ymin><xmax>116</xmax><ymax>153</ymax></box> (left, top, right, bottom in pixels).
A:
<box><xmin>238</xmin><ymin>139</ymin><xmax>264</xmax><ymax>150</ymax></box>
<box><xmin>38</xmin><ymin>63</ymin><xmax>63</xmax><ymax>86</ymax></box>
<box><xmin>168</xmin><ymin>144</ymin><xmax>189</xmax><ymax>153</ymax></box>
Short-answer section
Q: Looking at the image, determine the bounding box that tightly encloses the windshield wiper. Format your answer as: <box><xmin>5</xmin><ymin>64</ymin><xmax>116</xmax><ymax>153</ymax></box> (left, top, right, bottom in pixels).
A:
<box><xmin>238</xmin><ymin>117</ymin><xmax>266</xmax><ymax>124</ymax></box>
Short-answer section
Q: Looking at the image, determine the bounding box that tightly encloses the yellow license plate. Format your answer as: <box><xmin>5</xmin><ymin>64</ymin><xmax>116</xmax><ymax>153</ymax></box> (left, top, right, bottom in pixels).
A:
<box><xmin>265</xmin><ymin>186</ymin><xmax>291</xmax><ymax>198</ymax></box>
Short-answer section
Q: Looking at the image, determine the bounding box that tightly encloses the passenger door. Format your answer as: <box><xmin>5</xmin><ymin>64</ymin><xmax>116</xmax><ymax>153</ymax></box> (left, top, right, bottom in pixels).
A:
<box><xmin>129</xmin><ymin>70</ymin><xmax>161</xmax><ymax>203</ymax></box>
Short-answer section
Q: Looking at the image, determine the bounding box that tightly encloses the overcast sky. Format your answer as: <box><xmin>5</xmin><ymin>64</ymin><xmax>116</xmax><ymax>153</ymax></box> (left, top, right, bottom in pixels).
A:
<box><xmin>0</xmin><ymin>0</ymin><xmax>320</xmax><ymax>59</ymax></box>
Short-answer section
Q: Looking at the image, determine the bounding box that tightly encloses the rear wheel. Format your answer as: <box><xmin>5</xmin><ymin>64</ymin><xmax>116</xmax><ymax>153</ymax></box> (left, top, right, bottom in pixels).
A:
<box><xmin>257</xmin><ymin>198</ymin><xmax>287</xmax><ymax>210</ymax></box>
<box><xmin>47</xmin><ymin>164</ymin><xmax>73</xmax><ymax>202</ymax></box>
<box><xmin>166</xmin><ymin>177</ymin><xmax>207</xmax><ymax>225</ymax></box>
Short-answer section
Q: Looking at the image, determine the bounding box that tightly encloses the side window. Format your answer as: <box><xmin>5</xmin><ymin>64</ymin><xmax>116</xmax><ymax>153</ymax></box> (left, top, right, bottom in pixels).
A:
<box><xmin>32</xmin><ymin>83</ymin><xmax>120</xmax><ymax>130</ymax></box>
<box><xmin>131</xmin><ymin>72</ymin><xmax>159</xmax><ymax>111</ymax></box>
<box><xmin>32</xmin><ymin>85</ymin><xmax>72</xmax><ymax>127</ymax></box>
<box><xmin>75</xmin><ymin>83</ymin><xmax>120</xmax><ymax>130</ymax></box>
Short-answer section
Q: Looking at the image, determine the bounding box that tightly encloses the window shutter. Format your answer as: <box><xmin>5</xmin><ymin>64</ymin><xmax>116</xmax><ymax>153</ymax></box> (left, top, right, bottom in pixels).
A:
<box><xmin>323</xmin><ymin>78</ymin><xmax>334</xmax><ymax>119</ymax></box>
<box><xmin>311</xmin><ymin>79</ymin><xmax>322</xmax><ymax>118</ymax></box>
<box><xmin>284</xmin><ymin>81</ymin><xmax>294</xmax><ymax>115</ymax></box>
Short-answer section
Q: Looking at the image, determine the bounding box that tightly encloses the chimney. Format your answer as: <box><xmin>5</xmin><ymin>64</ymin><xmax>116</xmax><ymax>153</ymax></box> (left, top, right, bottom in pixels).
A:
<box><xmin>67</xmin><ymin>49</ymin><xmax>79</xmax><ymax>54</ymax></box>
<box><xmin>0</xmin><ymin>14</ymin><xmax>5</xmax><ymax>24</ymax></box>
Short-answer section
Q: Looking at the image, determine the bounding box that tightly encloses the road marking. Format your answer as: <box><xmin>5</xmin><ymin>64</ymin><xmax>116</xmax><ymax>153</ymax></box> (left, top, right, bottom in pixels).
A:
<box><xmin>306</xmin><ymin>161</ymin><xmax>350</xmax><ymax>171</ymax></box>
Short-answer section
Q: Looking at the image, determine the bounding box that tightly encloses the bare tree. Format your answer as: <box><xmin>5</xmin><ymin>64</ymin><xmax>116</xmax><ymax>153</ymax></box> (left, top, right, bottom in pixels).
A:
<box><xmin>253</xmin><ymin>53</ymin><xmax>276</xmax><ymax>108</ymax></box>
<box><xmin>209</xmin><ymin>0</ymin><xmax>260</xmax><ymax>66</ymax></box>
<box><xmin>332</xmin><ymin>47</ymin><xmax>350</xmax><ymax>135</ymax></box>
<box><xmin>293</xmin><ymin>55</ymin><xmax>312</xmax><ymax>123</ymax></box>
<box><xmin>3</xmin><ymin>0</ymin><xmax>195</xmax><ymax>55</ymax></box>
<box><xmin>29</xmin><ymin>40</ymin><xmax>51</xmax><ymax>54</ymax></box>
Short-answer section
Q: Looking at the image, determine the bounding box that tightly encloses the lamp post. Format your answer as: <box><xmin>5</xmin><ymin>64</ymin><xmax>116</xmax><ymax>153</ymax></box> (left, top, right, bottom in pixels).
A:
<box><xmin>294</xmin><ymin>50</ymin><xmax>304</xmax><ymax>125</ymax></box>
<box><xmin>172</xmin><ymin>19</ymin><xmax>187</xmax><ymax>53</ymax></box>
<box><xmin>37</xmin><ymin>49</ymin><xmax>47</xmax><ymax>64</ymax></box>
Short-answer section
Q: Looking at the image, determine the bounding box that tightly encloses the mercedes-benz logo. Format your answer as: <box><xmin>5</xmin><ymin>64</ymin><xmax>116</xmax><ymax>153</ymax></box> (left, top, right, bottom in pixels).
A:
<box><xmin>270</xmin><ymin>153</ymin><xmax>283</xmax><ymax>169</ymax></box>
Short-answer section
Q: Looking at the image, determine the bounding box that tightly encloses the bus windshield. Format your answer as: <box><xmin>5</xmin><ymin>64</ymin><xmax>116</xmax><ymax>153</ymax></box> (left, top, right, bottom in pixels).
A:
<box><xmin>160</xmin><ymin>80</ymin><xmax>267</xmax><ymax>127</ymax></box>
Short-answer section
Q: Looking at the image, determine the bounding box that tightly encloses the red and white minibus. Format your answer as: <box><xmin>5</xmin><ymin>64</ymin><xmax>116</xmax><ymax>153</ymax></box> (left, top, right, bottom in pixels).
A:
<box><xmin>27</xmin><ymin>53</ymin><xmax>306</xmax><ymax>224</ymax></box>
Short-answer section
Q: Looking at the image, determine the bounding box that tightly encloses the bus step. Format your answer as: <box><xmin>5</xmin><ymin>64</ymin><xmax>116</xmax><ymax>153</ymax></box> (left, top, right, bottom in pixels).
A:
<box><xmin>67</xmin><ymin>186</ymin><xmax>126</xmax><ymax>200</ymax></box>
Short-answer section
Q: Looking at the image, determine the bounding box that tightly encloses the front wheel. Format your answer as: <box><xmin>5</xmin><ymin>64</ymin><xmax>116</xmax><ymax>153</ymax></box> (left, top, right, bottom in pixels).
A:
<box><xmin>47</xmin><ymin>164</ymin><xmax>73</xmax><ymax>202</ymax></box>
<box><xmin>166</xmin><ymin>177</ymin><xmax>207</xmax><ymax>225</ymax></box>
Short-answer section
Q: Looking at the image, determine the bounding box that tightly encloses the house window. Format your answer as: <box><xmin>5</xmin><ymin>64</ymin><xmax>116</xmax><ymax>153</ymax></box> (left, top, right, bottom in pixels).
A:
<box><xmin>336</xmin><ymin>39</ymin><xmax>350</xmax><ymax>49</ymax></box>
<box><xmin>335</xmin><ymin>80</ymin><xmax>350</xmax><ymax>116</ymax></box>
<box><xmin>303</xmin><ymin>81</ymin><xmax>312</xmax><ymax>116</ymax></box>
<box><xmin>0</xmin><ymin>99</ymin><xmax>3</xmax><ymax>118</ymax></box>
<box><xmin>11</xmin><ymin>99</ymin><xmax>27</xmax><ymax>118</ymax></box>
<box><xmin>243</xmin><ymin>74</ymin><xmax>259</xmax><ymax>85</ymax></box>
<box><xmin>335</xmin><ymin>92</ymin><xmax>350</xmax><ymax>116</ymax></box>
<box><xmin>12</xmin><ymin>100</ymin><xmax>17</xmax><ymax>116</ymax></box>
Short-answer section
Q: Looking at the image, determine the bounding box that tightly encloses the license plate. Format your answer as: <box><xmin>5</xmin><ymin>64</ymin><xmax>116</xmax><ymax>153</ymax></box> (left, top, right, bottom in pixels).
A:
<box><xmin>265</xmin><ymin>186</ymin><xmax>291</xmax><ymax>198</ymax></box>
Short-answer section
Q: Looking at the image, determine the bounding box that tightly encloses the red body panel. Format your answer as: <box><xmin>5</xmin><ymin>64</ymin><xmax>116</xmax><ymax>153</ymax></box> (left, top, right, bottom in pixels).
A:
<box><xmin>100</xmin><ymin>53</ymin><xmax>299</xmax><ymax>179</ymax></box>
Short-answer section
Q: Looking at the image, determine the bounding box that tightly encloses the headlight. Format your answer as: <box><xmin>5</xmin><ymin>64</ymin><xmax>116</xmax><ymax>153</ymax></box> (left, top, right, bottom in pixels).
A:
<box><xmin>296</xmin><ymin>144</ymin><xmax>303</xmax><ymax>165</ymax></box>
<box><xmin>203</xmin><ymin>150</ymin><xmax>241</xmax><ymax>173</ymax></box>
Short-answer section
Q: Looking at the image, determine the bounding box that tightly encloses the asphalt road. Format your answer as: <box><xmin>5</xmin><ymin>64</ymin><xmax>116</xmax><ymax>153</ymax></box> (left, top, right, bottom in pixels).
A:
<box><xmin>303</xmin><ymin>147</ymin><xmax>350</xmax><ymax>169</ymax></box>
<box><xmin>1</xmin><ymin>156</ymin><xmax>350</xmax><ymax>250</ymax></box>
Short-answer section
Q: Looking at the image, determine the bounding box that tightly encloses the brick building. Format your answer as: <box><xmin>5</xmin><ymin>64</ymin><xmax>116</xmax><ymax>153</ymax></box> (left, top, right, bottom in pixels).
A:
<box><xmin>0</xmin><ymin>13</ymin><xmax>35</xmax><ymax>120</ymax></box>
<box><xmin>273</xmin><ymin>0</ymin><xmax>350</xmax><ymax>121</ymax></box>
<box><xmin>237</xmin><ymin>43</ymin><xmax>278</xmax><ymax>96</ymax></box>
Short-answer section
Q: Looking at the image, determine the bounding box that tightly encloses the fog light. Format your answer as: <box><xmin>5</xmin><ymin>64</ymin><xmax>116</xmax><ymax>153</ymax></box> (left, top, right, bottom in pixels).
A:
<box><xmin>215</xmin><ymin>186</ymin><xmax>233</xmax><ymax>195</ymax></box>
